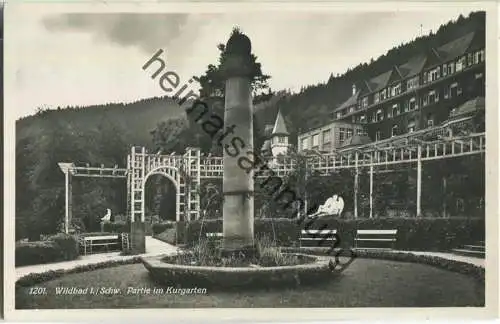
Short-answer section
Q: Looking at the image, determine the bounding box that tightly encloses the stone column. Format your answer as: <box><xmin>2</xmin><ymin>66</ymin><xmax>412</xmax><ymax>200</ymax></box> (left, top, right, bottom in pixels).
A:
<box><xmin>220</xmin><ymin>31</ymin><xmax>255</xmax><ymax>256</ymax></box>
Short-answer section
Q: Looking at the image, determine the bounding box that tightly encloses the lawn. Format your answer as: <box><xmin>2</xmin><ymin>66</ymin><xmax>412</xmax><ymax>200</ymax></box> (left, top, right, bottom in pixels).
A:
<box><xmin>16</xmin><ymin>258</ymin><xmax>484</xmax><ymax>308</ymax></box>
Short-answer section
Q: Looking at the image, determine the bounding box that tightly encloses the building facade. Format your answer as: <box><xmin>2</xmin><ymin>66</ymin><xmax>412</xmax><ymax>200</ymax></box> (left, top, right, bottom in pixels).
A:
<box><xmin>297</xmin><ymin>30</ymin><xmax>485</xmax><ymax>152</ymax></box>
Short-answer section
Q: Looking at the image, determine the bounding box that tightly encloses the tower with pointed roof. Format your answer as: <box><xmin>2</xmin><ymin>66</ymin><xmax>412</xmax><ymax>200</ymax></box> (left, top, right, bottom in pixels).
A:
<box><xmin>270</xmin><ymin>109</ymin><xmax>291</xmax><ymax>157</ymax></box>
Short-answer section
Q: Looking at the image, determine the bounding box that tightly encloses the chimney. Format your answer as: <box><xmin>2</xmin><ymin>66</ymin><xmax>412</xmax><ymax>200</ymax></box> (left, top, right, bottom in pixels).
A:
<box><xmin>352</xmin><ymin>84</ymin><xmax>357</xmax><ymax>96</ymax></box>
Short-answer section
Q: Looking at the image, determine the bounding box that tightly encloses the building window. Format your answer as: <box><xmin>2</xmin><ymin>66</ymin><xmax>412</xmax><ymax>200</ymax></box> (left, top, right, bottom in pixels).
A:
<box><xmin>312</xmin><ymin>134</ymin><xmax>319</xmax><ymax>148</ymax></box>
<box><xmin>376</xmin><ymin>109</ymin><xmax>383</xmax><ymax>122</ymax></box>
<box><xmin>362</xmin><ymin>97</ymin><xmax>369</xmax><ymax>108</ymax></box>
<box><xmin>409</xmin><ymin>97</ymin><xmax>417</xmax><ymax>111</ymax></box>
<box><xmin>301</xmin><ymin>138</ymin><xmax>309</xmax><ymax>150</ymax></box>
<box><xmin>391</xmin><ymin>83</ymin><xmax>401</xmax><ymax>97</ymax></box>
<box><xmin>467</xmin><ymin>53</ymin><xmax>474</xmax><ymax>66</ymax></box>
<box><xmin>428</xmin><ymin>90</ymin><xmax>438</xmax><ymax>104</ymax></box>
<box><xmin>391</xmin><ymin>125</ymin><xmax>398</xmax><ymax>137</ymax></box>
<box><xmin>474</xmin><ymin>49</ymin><xmax>485</xmax><ymax>63</ymax></box>
<box><xmin>456</xmin><ymin>56</ymin><xmax>466</xmax><ymax>72</ymax></box>
<box><xmin>380</xmin><ymin>89</ymin><xmax>387</xmax><ymax>101</ymax></box>
<box><xmin>278</xmin><ymin>137</ymin><xmax>285</xmax><ymax>143</ymax></box>
<box><xmin>430</xmin><ymin>67</ymin><xmax>440</xmax><ymax>82</ymax></box>
<box><xmin>360</xmin><ymin>115</ymin><xmax>366</xmax><ymax>123</ymax></box>
<box><xmin>450</xmin><ymin>82</ymin><xmax>459</xmax><ymax>97</ymax></box>
<box><xmin>407</xmin><ymin>76</ymin><xmax>419</xmax><ymax>90</ymax></box>
<box><xmin>349</xmin><ymin>106</ymin><xmax>354</xmax><ymax>113</ymax></box>
<box><xmin>336</xmin><ymin>111</ymin><xmax>342</xmax><ymax>119</ymax></box>
<box><xmin>375</xmin><ymin>131</ymin><xmax>381</xmax><ymax>141</ymax></box>
<box><xmin>322</xmin><ymin>130</ymin><xmax>331</xmax><ymax>144</ymax></box>
<box><xmin>391</xmin><ymin>104</ymin><xmax>399</xmax><ymax>117</ymax></box>
<box><xmin>339</xmin><ymin>128</ymin><xmax>347</xmax><ymax>143</ymax></box>
<box><xmin>347</xmin><ymin>129</ymin><xmax>353</xmax><ymax>139</ymax></box>
<box><xmin>427</xmin><ymin>119</ymin><xmax>434</xmax><ymax>127</ymax></box>
<box><xmin>374</xmin><ymin>93</ymin><xmax>380</xmax><ymax>104</ymax></box>
<box><xmin>408</xmin><ymin>126</ymin><xmax>415</xmax><ymax>133</ymax></box>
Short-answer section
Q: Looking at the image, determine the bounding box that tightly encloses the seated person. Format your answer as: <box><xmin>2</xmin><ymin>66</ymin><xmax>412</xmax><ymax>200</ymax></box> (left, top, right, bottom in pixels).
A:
<box><xmin>308</xmin><ymin>195</ymin><xmax>340</xmax><ymax>218</ymax></box>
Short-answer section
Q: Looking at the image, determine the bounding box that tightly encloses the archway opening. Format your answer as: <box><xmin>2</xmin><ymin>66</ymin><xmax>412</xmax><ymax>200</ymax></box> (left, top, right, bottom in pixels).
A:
<box><xmin>144</xmin><ymin>174</ymin><xmax>177</xmax><ymax>223</ymax></box>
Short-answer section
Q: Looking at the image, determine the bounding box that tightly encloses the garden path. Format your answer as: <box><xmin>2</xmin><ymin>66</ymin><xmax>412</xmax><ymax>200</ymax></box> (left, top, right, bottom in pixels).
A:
<box><xmin>16</xmin><ymin>236</ymin><xmax>179</xmax><ymax>280</ymax></box>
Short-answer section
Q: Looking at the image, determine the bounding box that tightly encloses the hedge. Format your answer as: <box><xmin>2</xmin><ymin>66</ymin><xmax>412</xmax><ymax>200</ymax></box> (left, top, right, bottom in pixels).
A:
<box><xmin>16</xmin><ymin>234</ymin><xmax>80</xmax><ymax>267</ymax></box>
<box><xmin>16</xmin><ymin>257</ymin><xmax>142</xmax><ymax>289</ymax></box>
<box><xmin>102</xmin><ymin>221</ymin><xmax>129</xmax><ymax>233</ymax></box>
<box><xmin>152</xmin><ymin>222</ymin><xmax>176</xmax><ymax>235</ymax></box>
<box><xmin>184</xmin><ymin>217</ymin><xmax>484</xmax><ymax>251</ymax></box>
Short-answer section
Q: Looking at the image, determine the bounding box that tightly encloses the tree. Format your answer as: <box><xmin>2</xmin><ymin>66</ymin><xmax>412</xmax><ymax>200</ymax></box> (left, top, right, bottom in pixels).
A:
<box><xmin>194</xmin><ymin>27</ymin><xmax>271</xmax><ymax>98</ymax></box>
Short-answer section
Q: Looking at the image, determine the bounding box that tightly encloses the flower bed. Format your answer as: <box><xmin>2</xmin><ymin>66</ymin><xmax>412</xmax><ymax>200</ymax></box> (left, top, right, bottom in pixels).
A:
<box><xmin>142</xmin><ymin>253</ymin><xmax>332</xmax><ymax>291</ymax></box>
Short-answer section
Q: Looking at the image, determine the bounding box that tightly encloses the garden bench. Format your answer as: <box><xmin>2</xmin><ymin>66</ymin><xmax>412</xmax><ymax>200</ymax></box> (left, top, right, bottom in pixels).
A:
<box><xmin>80</xmin><ymin>234</ymin><xmax>121</xmax><ymax>255</ymax></box>
<box><xmin>299</xmin><ymin>229</ymin><xmax>337</xmax><ymax>248</ymax></box>
<box><xmin>354</xmin><ymin>229</ymin><xmax>398</xmax><ymax>250</ymax></box>
<box><xmin>205</xmin><ymin>233</ymin><xmax>223</xmax><ymax>240</ymax></box>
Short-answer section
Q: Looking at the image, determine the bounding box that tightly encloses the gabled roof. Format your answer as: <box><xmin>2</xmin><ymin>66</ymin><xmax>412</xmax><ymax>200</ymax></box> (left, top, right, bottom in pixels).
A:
<box><xmin>272</xmin><ymin>109</ymin><xmax>289</xmax><ymax>136</ymax></box>
<box><xmin>367</xmin><ymin>70</ymin><xmax>393</xmax><ymax>92</ymax></box>
<box><xmin>334</xmin><ymin>91</ymin><xmax>361</xmax><ymax>112</ymax></box>
<box><xmin>436</xmin><ymin>32</ymin><xmax>476</xmax><ymax>62</ymax></box>
<box><xmin>398</xmin><ymin>55</ymin><xmax>427</xmax><ymax>78</ymax></box>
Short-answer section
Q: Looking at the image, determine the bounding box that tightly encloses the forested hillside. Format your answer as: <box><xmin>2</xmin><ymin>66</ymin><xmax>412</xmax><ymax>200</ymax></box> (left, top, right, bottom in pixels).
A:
<box><xmin>15</xmin><ymin>11</ymin><xmax>484</xmax><ymax>239</ymax></box>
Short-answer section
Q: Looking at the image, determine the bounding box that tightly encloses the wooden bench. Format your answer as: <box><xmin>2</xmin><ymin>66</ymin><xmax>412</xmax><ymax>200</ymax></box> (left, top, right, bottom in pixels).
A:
<box><xmin>205</xmin><ymin>233</ymin><xmax>223</xmax><ymax>240</ymax></box>
<box><xmin>80</xmin><ymin>235</ymin><xmax>121</xmax><ymax>255</ymax></box>
<box><xmin>354</xmin><ymin>229</ymin><xmax>397</xmax><ymax>250</ymax></box>
<box><xmin>300</xmin><ymin>229</ymin><xmax>337</xmax><ymax>248</ymax></box>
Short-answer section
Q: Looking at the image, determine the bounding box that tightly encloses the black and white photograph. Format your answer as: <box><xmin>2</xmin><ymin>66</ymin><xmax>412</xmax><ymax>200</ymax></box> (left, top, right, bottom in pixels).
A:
<box><xmin>3</xmin><ymin>1</ymin><xmax>498</xmax><ymax>321</ymax></box>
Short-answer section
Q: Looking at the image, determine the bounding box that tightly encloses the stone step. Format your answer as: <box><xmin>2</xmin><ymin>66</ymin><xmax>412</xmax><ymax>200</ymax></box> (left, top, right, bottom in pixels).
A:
<box><xmin>451</xmin><ymin>248</ymin><xmax>485</xmax><ymax>258</ymax></box>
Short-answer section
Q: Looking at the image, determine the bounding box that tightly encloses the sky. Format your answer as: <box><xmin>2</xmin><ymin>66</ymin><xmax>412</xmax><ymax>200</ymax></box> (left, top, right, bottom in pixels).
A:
<box><xmin>5</xmin><ymin>3</ymin><xmax>475</xmax><ymax>119</ymax></box>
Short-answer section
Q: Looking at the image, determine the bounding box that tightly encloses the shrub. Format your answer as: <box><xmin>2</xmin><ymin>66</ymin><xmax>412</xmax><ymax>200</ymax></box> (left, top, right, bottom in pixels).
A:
<box><xmin>15</xmin><ymin>241</ymin><xmax>61</xmax><ymax>266</ymax></box>
<box><xmin>103</xmin><ymin>221</ymin><xmax>129</xmax><ymax>233</ymax></box>
<box><xmin>184</xmin><ymin>217</ymin><xmax>484</xmax><ymax>251</ymax></box>
<box><xmin>152</xmin><ymin>222</ymin><xmax>175</xmax><ymax>235</ymax></box>
<box><xmin>46</xmin><ymin>233</ymin><xmax>79</xmax><ymax>261</ymax></box>
<box><xmin>16</xmin><ymin>233</ymin><xmax>81</xmax><ymax>266</ymax></box>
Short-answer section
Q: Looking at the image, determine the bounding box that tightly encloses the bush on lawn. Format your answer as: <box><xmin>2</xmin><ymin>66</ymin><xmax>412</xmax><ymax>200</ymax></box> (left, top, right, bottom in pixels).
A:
<box><xmin>15</xmin><ymin>241</ymin><xmax>61</xmax><ymax>266</ymax></box>
<box><xmin>152</xmin><ymin>222</ymin><xmax>175</xmax><ymax>235</ymax></box>
<box><xmin>184</xmin><ymin>217</ymin><xmax>484</xmax><ymax>251</ymax></box>
<box><xmin>16</xmin><ymin>233</ymin><xmax>80</xmax><ymax>266</ymax></box>
<box><xmin>46</xmin><ymin>233</ymin><xmax>79</xmax><ymax>261</ymax></box>
<box><xmin>103</xmin><ymin>221</ymin><xmax>129</xmax><ymax>233</ymax></box>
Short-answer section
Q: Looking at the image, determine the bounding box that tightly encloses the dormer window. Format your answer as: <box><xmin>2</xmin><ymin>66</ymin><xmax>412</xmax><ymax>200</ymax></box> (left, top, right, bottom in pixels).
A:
<box><xmin>391</xmin><ymin>83</ymin><xmax>401</xmax><ymax>97</ymax></box>
<box><xmin>336</xmin><ymin>112</ymin><xmax>342</xmax><ymax>119</ymax></box>
<box><xmin>374</xmin><ymin>93</ymin><xmax>380</xmax><ymax>104</ymax></box>
<box><xmin>362</xmin><ymin>97</ymin><xmax>369</xmax><ymax>108</ymax></box>
<box><xmin>380</xmin><ymin>89</ymin><xmax>387</xmax><ymax>101</ymax></box>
